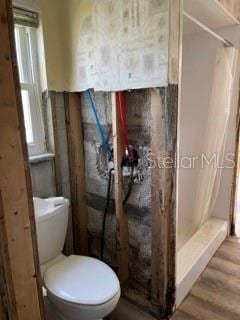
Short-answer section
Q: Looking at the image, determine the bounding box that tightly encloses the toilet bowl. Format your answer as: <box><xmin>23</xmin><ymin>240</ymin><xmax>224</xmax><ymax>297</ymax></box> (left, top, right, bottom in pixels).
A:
<box><xmin>33</xmin><ymin>197</ymin><xmax>120</xmax><ymax>320</ymax></box>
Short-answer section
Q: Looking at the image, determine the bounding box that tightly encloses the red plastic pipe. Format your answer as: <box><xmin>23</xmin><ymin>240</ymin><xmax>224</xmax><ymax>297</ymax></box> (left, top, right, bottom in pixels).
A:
<box><xmin>116</xmin><ymin>91</ymin><xmax>131</xmax><ymax>158</ymax></box>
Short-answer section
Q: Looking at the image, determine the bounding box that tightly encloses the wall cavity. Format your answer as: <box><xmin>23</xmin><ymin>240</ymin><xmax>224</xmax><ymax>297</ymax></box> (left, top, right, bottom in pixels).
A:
<box><xmin>81</xmin><ymin>90</ymin><xmax>152</xmax><ymax>292</ymax></box>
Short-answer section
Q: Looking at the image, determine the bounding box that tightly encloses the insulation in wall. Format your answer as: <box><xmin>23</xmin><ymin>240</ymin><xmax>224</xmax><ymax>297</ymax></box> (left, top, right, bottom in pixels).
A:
<box><xmin>81</xmin><ymin>90</ymin><xmax>152</xmax><ymax>292</ymax></box>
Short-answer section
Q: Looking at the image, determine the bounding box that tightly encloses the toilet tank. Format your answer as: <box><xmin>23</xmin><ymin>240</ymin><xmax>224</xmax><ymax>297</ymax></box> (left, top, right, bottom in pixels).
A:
<box><xmin>33</xmin><ymin>197</ymin><xmax>69</xmax><ymax>265</ymax></box>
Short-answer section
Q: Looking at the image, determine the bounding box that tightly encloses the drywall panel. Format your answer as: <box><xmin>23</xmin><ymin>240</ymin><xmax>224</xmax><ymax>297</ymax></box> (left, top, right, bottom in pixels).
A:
<box><xmin>38</xmin><ymin>0</ymin><xmax>169</xmax><ymax>92</ymax></box>
<box><xmin>14</xmin><ymin>0</ymin><xmax>170</xmax><ymax>91</ymax></box>
<box><xmin>39</xmin><ymin>0</ymin><xmax>67</xmax><ymax>91</ymax></box>
<box><xmin>73</xmin><ymin>0</ymin><xmax>169</xmax><ymax>91</ymax></box>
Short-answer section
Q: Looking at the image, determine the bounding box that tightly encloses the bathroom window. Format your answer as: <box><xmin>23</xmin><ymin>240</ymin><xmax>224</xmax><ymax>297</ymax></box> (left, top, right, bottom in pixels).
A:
<box><xmin>14</xmin><ymin>8</ymin><xmax>45</xmax><ymax>156</ymax></box>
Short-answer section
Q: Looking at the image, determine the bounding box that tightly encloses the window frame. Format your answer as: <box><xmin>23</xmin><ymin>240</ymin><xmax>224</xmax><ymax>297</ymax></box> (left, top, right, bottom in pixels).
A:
<box><xmin>14</xmin><ymin>22</ymin><xmax>46</xmax><ymax>156</ymax></box>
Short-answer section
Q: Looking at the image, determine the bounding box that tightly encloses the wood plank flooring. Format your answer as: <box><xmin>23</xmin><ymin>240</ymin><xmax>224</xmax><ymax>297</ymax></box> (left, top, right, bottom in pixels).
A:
<box><xmin>45</xmin><ymin>237</ymin><xmax>240</xmax><ymax>320</ymax></box>
<box><xmin>172</xmin><ymin>237</ymin><xmax>240</xmax><ymax>320</ymax></box>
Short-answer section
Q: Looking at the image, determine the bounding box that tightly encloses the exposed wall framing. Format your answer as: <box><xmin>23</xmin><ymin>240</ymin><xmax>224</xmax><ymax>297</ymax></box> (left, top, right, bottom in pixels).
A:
<box><xmin>81</xmin><ymin>90</ymin><xmax>152</xmax><ymax>295</ymax></box>
<box><xmin>0</xmin><ymin>289</ymin><xmax>7</xmax><ymax>320</ymax></box>
<box><xmin>112</xmin><ymin>92</ymin><xmax>129</xmax><ymax>284</ymax></box>
<box><xmin>217</xmin><ymin>0</ymin><xmax>240</xmax><ymax>21</ymax></box>
<box><xmin>230</xmin><ymin>85</ymin><xmax>240</xmax><ymax>234</ymax></box>
<box><xmin>151</xmin><ymin>1</ymin><xmax>181</xmax><ymax>318</ymax></box>
<box><xmin>50</xmin><ymin>92</ymin><xmax>73</xmax><ymax>254</ymax></box>
<box><xmin>0</xmin><ymin>194</ymin><xmax>14</xmax><ymax>319</ymax></box>
<box><xmin>150</xmin><ymin>86</ymin><xmax>178</xmax><ymax>318</ymax></box>
<box><xmin>65</xmin><ymin>93</ymin><xmax>88</xmax><ymax>255</ymax></box>
<box><xmin>0</xmin><ymin>0</ymin><xmax>45</xmax><ymax>319</ymax></box>
<box><xmin>50</xmin><ymin>92</ymin><xmax>63</xmax><ymax>196</ymax></box>
<box><xmin>168</xmin><ymin>0</ymin><xmax>181</xmax><ymax>85</ymax></box>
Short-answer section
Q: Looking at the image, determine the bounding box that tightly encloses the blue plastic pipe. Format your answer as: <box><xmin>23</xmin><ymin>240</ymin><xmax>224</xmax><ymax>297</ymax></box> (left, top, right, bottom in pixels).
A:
<box><xmin>85</xmin><ymin>90</ymin><xmax>111</xmax><ymax>155</ymax></box>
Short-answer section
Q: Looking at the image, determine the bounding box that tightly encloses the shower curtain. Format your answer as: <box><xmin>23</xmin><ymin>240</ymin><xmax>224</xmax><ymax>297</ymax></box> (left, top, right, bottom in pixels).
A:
<box><xmin>193</xmin><ymin>46</ymin><xmax>239</xmax><ymax>230</ymax></box>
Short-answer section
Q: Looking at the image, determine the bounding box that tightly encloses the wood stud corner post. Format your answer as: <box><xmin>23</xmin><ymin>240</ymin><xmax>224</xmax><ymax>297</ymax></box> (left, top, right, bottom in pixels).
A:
<box><xmin>65</xmin><ymin>93</ymin><xmax>88</xmax><ymax>255</ymax></box>
<box><xmin>150</xmin><ymin>87</ymin><xmax>178</xmax><ymax>318</ymax></box>
<box><xmin>168</xmin><ymin>0</ymin><xmax>182</xmax><ymax>86</ymax></box>
<box><xmin>217</xmin><ymin>0</ymin><xmax>240</xmax><ymax>21</ymax></box>
<box><xmin>230</xmin><ymin>82</ymin><xmax>240</xmax><ymax>235</ymax></box>
<box><xmin>0</xmin><ymin>0</ymin><xmax>45</xmax><ymax>318</ymax></box>
<box><xmin>112</xmin><ymin>92</ymin><xmax>129</xmax><ymax>284</ymax></box>
<box><xmin>50</xmin><ymin>92</ymin><xmax>63</xmax><ymax>197</ymax></box>
<box><xmin>151</xmin><ymin>0</ymin><xmax>181</xmax><ymax>317</ymax></box>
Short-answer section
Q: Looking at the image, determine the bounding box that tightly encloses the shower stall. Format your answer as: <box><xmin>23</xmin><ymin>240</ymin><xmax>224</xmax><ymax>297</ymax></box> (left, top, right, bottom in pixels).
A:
<box><xmin>176</xmin><ymin>5</ymin><xmax>240</xmax><ymax>306</ymax></box>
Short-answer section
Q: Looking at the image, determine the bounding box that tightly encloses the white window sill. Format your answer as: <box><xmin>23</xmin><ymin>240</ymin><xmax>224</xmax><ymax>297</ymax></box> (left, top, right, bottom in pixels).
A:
<box><xmin>29</xmin><ymin>152</ymin><xmax>55</xmax><ymax>164</ymax></box>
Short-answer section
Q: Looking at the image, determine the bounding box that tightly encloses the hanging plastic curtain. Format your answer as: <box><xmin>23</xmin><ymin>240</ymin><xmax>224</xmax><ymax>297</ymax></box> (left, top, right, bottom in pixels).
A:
<box><xmin>193</xmin><ymin>47</ymin><xmax>239</xmax><ymax>230</ymax></box>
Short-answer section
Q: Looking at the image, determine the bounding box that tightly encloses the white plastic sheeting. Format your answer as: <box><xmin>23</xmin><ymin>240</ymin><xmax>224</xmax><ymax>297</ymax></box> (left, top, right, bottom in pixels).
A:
<box><xmin>193</xmin><ymin>47</ymin><xmax>239</xmax><ymax>229</ymax></box>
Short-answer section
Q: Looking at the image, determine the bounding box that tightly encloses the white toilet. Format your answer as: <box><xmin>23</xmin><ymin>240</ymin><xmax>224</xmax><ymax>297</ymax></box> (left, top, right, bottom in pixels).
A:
<box><xmin>33</xmin><ymin>197</ymin><xmax>120</xmax><ymax>320</ymax></box>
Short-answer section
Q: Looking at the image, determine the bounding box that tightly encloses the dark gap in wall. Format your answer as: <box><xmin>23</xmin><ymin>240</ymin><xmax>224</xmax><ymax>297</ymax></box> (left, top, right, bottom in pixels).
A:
<box><xmin>81</xmin><ymin>89</ymin><xmax>152</xmax><ymax>294</ymax></box>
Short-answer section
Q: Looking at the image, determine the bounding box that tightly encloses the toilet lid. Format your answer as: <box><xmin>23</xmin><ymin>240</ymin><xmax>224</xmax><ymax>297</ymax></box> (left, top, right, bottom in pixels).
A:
<box><xmin>43</xmin><ymin>255</ymin><xmax>120</xmax><ymax>305</ymax></box>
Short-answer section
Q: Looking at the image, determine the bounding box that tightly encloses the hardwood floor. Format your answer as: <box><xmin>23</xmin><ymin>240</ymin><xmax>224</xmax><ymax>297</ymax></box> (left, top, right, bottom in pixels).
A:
<box><xmin>172</xmin><ymin>237</ymin><xmax>240</xmax><ymax>320</ymax></box>
<box><xmin>45</xmin><ymin>237</ymin><xmax>240</xmax><ymax>320</ymax></box>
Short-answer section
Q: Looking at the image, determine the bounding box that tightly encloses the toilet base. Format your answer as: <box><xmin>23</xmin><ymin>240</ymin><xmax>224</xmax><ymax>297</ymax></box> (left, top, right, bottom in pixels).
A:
<box><xmin>47</xmin><ymin>290</ymin><xmax>120</xmax><ymax>320</ymax></box>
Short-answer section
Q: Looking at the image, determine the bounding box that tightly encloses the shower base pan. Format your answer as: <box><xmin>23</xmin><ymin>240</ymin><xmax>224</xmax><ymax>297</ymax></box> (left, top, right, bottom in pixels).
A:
<box><xmin>176</xmin><ymin>218</ymin><xmax>228</xmax><ymax>306</ymax></box>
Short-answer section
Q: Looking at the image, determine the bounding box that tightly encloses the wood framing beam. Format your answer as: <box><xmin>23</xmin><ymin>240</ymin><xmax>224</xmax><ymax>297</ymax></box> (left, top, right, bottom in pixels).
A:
<box><xmin>0</xmin><ymin>294</ymin><xmax>6</xmax><ymax>320</ymax></box>
<box><xmin>0</xmin><ymin>1</ymin><xmax>45</xmax><ymax>319</ymax></box>
<box><xmin>168</xmin><ymin>0</ymin><xmax>182</xmax><ymax>85</ymax></box>
<box><xmin>112</xmin><ymin>92</ymin><xmax>129</xmax><ymax>284</ymax></box>
<box><xmin>50</xmin><ymin>92</ymin><xmax>63</xmax><ymax>196</ymax></box>
<box><xmin>65</xmin><ymin>93</ymin><xmax>88</xmax><ymax>255</ymax></box>
<box><xmin>150</xmin><ymin>87</ymin><xmax>178</xmax><ymax>318</ymax></box>
<box><xmin>230</xmin><ymin>83</ymin><xmax>240</xmax><ymax>235</ymax></box>
<box><xmin>0</xmin><ymin>192</ymin><xmax>15</xmax><ymax>319</ymax></box>
<box><xmin>0</xmin><ymin>295</ymin><xmax>4</xmax><ymax>319</ymax></box>
<box><xmin>151</xmin><ymin>1</ymin><xmax>181</xmax><ymax>317</ymax></box>
<box><xmin>217</xmin><ymin>0</ymin><xmax>240</xmax><ymax>21</ymax></box>
<box><xmin>0</xmin><ymin>240</ymin><xmax>8</xmax><ymax>320</ymax></box>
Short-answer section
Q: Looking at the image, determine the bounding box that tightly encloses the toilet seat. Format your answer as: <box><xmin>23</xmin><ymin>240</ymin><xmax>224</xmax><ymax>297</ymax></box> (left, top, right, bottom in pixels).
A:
<box><xmin>43</xmin><ymin>255</ymin><xmax>120</xmax><ymax>306</ymax></box>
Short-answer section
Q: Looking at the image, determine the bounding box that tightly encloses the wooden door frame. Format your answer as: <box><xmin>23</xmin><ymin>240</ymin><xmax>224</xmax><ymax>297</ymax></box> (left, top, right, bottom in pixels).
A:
<box><xmin>0</xmin><ymin>0</ymin><xmax>45</xmax><ymax>318</ymax></box>
<box><xmin>2</xmin><ymin>1</ymin><xmax>240</xmax><ymax>320</ymax></box>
